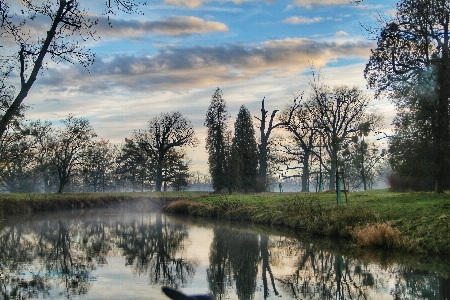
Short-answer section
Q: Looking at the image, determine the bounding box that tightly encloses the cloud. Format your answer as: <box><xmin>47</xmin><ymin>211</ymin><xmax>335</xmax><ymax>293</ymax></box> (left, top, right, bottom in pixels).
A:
<box><xmin>95</xmin><ymin>15</ymin><xmax>229</xmax><ymax>37</ymax></box>
<box><xmin>36</xmin><ymin>37</ymin><xmax>373</xmax><ymax>94</ymax></box>
<box><xmin>164</xmin><ymin>0</ymin><xmax>209</xmax><ymax>8</ymax></box>
<box><xmin>282</xmin><ymin>16</ymin><xmax>324</xmax><ymax>24</ymax></box>
<box><xmin>292</xmin><ymin>0</ymin><xmax>351</xmax><ymax>8</ymax></box>
<box><xmin>335</xmin><ymin>30</ymin><xmax>349</xmax><ymax>36</ymax></box>
<box><xmin>162</xmin><ymin>0</ymin><xmax>266</xmax><ymax>7</ymax></box>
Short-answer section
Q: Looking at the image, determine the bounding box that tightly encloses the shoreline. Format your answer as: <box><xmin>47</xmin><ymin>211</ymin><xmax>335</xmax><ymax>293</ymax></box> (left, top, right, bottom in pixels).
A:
<box><xmin>163</xmin><ymin>191</ymin><xmax>450</xmax><ymax>256</ymax></box>
<box><xmin>0</xmin><ymin>190</ymin><xmax>448</xmax><ymax>256</ymax></box>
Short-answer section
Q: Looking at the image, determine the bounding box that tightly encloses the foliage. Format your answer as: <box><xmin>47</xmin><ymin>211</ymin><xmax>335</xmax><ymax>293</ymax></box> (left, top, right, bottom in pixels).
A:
<box><xmin>230</xmin><ymin>105</ymin><xmax>259</xmax><ymax>193</ymax></box>
<box><xmin>82</xmin><ymin>139</ymin><xmax>116</xmax><ymax>192</ymax></box>
<box><xmin>132</xmin><ymin>111</ymin><xmax>198</xmax><ymax>192</ymax></box>
<box><xmin>204</xmin><ymin>88</ymin><xmax>230</xmax><ymax>193</ymax></box>
<box><xmin>365</xmin><ymin>0</ymin><xmax>450</xmax><ymax>192</ymax></box>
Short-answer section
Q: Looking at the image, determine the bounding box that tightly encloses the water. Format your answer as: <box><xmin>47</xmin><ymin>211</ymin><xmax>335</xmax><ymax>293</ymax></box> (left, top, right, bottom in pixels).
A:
<box><xmin>0</xmin><ymin>208</ymin><xmax>448</xmax><ymax>300</ymax></box>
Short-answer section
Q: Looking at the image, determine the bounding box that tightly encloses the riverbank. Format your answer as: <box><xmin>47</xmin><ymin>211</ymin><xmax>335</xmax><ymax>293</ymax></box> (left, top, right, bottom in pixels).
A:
<box><xmin>1</xmin><ymin>190</ymin><xmax>448</xmax><ymax>255</ymax></box>
<box><xmin>0</xmin><ymin>191</ymin><xmax>207</xmax><ymax>216</ymax></box>
<box><xmin>163</xmin><ymin>190</ymin><xmax>450</xmax><ymax>255</ymax></box>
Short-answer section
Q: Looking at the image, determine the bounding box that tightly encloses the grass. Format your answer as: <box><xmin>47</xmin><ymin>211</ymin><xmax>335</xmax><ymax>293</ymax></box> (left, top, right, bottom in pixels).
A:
<box><xmin>0</xmin><ymin>191</ymin><xmax>208</xmax><ymax>216</ymax></box>
<box><xmin>1</xmin><ymin>189</ymin><xmax>448</xmax><ymax>255</ymax></box>
<box><xmin>164</xmin><ymin>190</ymin><xmax>450</xmax><ymax>255</ymax></box>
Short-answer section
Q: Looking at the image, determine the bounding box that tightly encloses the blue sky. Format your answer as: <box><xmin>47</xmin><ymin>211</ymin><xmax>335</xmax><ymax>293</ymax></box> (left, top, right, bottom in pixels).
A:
<box><xmin>5</xmin><ymin>0</ymin><xmax>397</xmax><ymax>173</ymax></box>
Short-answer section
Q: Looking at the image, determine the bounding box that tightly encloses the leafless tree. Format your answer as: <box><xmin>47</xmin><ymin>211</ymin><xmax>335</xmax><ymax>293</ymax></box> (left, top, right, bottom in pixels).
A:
<box><xmin>0</xmin><ymin>0</ymin><xmax>143</xmax><ymax>138</ymax></box>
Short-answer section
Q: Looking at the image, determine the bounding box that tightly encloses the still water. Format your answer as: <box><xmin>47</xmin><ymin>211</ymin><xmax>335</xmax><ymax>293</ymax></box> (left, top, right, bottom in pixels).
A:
<box><xmin>0</xmin><ymin>207</ymin><xmax>448</xmax><ymax>300</ymax></box>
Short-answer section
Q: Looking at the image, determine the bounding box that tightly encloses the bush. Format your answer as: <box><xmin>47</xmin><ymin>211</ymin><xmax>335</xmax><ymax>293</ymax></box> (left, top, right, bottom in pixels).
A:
<box><xmin>351</xmin><ymin>223</ymin><xmax>402</xmax><ymax>249</ymax></box>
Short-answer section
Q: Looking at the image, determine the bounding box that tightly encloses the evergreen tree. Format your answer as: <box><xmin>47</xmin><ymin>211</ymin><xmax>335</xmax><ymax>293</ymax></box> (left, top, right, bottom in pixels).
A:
<box><xmin>231</xmin><ymin>105</ymin><xmax>259</xmax><ymax>193</ymax></box>
<box><xmin>205</xmin><ymin>88</ymin><xmax>230</xmax><ymax>192</ymax></box>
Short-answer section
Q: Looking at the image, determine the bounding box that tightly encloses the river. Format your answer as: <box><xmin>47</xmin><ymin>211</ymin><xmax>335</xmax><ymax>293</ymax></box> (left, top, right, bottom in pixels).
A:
<box><xmin>0</xmin><ymin>206</ymin><xmax>448</xmax><ymax>299</ymax></box>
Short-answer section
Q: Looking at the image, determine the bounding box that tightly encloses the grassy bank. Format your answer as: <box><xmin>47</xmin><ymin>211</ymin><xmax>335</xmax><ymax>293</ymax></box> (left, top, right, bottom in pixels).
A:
<box><xmin>164</xmin><ymin>190</ymin><xmax>450</xmax><ymax>255</ymax></box>
<box><xmin>0</xmin><ymin>191</ymin><xmax>207</xmax><ymax>217</ymax></box>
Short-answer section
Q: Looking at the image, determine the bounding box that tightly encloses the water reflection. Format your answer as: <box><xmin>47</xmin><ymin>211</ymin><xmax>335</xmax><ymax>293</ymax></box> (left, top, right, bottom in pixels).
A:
<box><xmin>0</xmin><ymin>210</ymin><xmax>448</xmax><ymax>300</ymax></box>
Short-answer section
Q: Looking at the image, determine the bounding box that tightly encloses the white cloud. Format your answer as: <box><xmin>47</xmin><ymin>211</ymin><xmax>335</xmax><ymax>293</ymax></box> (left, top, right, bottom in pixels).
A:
<box><xmin>292</xmin><ymin>0</ymin><xmax>351</xmax><ymax>8</ymax></box>
<box><xmin>335</xmin><ymin>30</ymin><xmax>350</xmax><ymax>36</ymax></box>
<box><xmin>164</xmin><ymin>0</ymin><xmax>209</xmax><ymax>8</ymax></box>
<box><xmin>282</xmin><ymin>16</ymin><xmax>324</xmax><ymax>24</ymax></box>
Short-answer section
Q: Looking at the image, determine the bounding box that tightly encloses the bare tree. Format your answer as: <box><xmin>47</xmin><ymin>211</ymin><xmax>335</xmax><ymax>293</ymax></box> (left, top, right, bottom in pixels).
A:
<box><xmin>46</xmin><ymin>114</ymin><xmax>97</xmax><ymax>193</ymax></box>
<box><xmin>255</xmin><ymin>98</ymin><xmax>290</xmax><ymax>191</ymax></box>
<box><xmin>308</xmin><ymin>80</ymin><xmax>374</xmax><ymax>191</ymax></box>
<box><xmin>279</xmin><ymin>95</ymin><xmax>320</xmax><ymax>192</ymax></box>
<box><xmin>0</xmin><ymin>0</ymin><xmax>143</xmax><ymax>138</ymax></box>
<box><xmin>134</xmin><ymin>112</ymin><xmax>198</xmax><ymax>192</ymax></box>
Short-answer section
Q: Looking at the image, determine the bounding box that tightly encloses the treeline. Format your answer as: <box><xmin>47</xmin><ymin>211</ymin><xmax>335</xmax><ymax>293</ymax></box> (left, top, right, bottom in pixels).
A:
<box><xmin>205</xmin><ymin>77</ymin><xmax>386</xmax><ymax>194</ymax></box>
<box><xmin>0</xmin><ymin>76</ymin><xmax>387</xmax><ymax>194</ymax></box>
<box><xmin>0</xmin><ymin>109</ymin><xmax>200</xmax><ymax>193</ymax></box>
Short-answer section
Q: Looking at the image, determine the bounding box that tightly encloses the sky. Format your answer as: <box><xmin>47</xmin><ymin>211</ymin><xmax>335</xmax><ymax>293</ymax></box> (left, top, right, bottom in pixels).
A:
<box><xmin>3</xmin><ymin>0</ymin><xmax>397</xmax><ymax>173</ymax></box>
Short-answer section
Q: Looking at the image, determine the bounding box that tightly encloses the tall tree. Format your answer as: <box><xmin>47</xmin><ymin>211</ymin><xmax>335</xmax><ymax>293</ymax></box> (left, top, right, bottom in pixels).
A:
<box><xmin>116</xmin><ymin>137</ymin><xmax>149</xmax><ymax>192</ymax></box>
<box><xmin>82</xmin><ymin>139</ymin><xmax>115</xmax><ymax>192</ymax></box>
<box><xmin>255</xmin><ymin>98</ymin><xmax>289</xmax><ymax>191</ymax></box>
<box><xmin>0</xmin><ymin>0</ymin><xmax>143</xmax><ymax>138</ymax></box>
<box><xmin>279</xmin><ymin>96</ymin><xmax>319</xmax><ymax>192</ymax></box>
<box><xmin>135</xmin><ymin>112</ymin><xmax>197</xmax><ymax>192</ymax></box>
<box><xmin>204</xmin><ymin>88</ymin><xmax>230</xmax><ymax>193</ymax></box>
<box><xmin>46</xmin><ymin>114</ymin><xmax>97</xmax><ymax>193</ymax></box>
<box><xmin>231</xmin><ymin>105</ymin><xmax>259</xmax><ymax>193</ymax></box>
<box><xmin>308</xmin><ymin>81</ymin><xmax>375</xmax><ymax>191</ymax></box>
<box><xmin>365</xmin><ymin>0</ymin><xmax>450</xmax><ymax>192</ymax></box>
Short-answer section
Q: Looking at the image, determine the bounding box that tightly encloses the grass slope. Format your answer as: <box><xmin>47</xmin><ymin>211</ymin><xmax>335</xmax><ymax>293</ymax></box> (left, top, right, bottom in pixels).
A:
<box><xmin>164</xmin><ymin>190</ymin><xmax>450</xmax><ymax>255</ymax></box>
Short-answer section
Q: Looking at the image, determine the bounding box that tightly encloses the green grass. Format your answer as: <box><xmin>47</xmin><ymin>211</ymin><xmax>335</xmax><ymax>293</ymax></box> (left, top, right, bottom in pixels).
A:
<box><xmin>164</xmin><ymin>190</ymin><xmax>450</xmax><ymax>255</ymax></box>
<box><xmin>1</xmin><ymin>190</ymin><xmax>448</xmax><ymax>255</ymax></box>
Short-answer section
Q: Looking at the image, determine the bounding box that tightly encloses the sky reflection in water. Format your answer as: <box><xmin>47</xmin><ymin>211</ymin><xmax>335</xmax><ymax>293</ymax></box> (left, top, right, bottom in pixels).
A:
<box><xmin>0</xmin><ymin>209</ymin><xmax>448</xmax><ymax>299</ymax></box>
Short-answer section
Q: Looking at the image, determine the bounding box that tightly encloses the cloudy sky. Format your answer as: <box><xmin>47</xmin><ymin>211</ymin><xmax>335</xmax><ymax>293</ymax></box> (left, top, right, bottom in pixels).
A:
<box><xmin>5</xmin><ymin>0</ymin><xmax>396</xmax><ymax>173</ymax></box>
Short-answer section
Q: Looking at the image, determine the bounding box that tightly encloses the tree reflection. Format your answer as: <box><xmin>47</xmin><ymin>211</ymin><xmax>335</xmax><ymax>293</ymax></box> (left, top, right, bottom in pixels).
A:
<box><xmin>207</xmin><ymin>228</ymin><xmax>233</xmax><ymax>300</ymax></box>
<box><xmin>0</xmin><ymin>220</ymin><xmax>96</xmax><ymax>299</ymax></box>
<box><xmin>114</xmin><ymin>213</ymin><xmax>194</xmax><ymax>288</ymax></box>
<box><xmin>0</xmin><ymin>213</ymin><xmax>448</xmax><ymax>300</ymax></box>
<box><xmin>260</xmin><ymin>234</ymin><xmax>279</xmax><ymax>299</ymax></box>
<box><xmin>207</xmin><ymin>227</ymin><xmax>260</xmax><ymax>300</ymax></box>
<box><xmin>0</xmin><ymin>213</ymin><xmax>193</xmax><ymax>298</ymax></box>
<box><xmin>274</xmin><ymin>239</ymin><xmax>373</xmax><ymax>299</ymax></box>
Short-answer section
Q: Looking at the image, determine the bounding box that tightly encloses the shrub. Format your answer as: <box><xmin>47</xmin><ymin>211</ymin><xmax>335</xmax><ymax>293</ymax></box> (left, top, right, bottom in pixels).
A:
<box><xmin>351</xmin><ymin>223</ymin><xmax>402</xmax><ymax>249</ymax></box>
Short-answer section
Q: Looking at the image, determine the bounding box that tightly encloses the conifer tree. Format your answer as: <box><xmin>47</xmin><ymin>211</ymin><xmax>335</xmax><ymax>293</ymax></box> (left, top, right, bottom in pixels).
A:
<box><xmin>231</xmin><ymin>105</ymin><xmax>259</xmax><ymax>193</ymax></box>
<box><xmin>205</xmin><ymin>88</ymin><xmax>230</xmax><ymax>192</ymax></box>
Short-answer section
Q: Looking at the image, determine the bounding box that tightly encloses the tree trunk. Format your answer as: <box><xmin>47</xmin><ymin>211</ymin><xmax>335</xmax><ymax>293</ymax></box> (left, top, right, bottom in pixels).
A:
<box><xmin>155</xmin><ymin>167</ymin><xmax>163</xmax><ymax>192</ymax></box>
<box><xmin>301</xmin><ymin>151</ymin><xmax>310</xmax><ymax>192</ymax></box>
<box><xmin>258</xmin><ymin>99</ymin><xmax>268</xmax><ymax>192</ymax></box>
<box><xmin>57</xmin><ymin>182</ymin><xmax>65</xmax><ymax>194</ymax></box>
<box><xmin>435</xmin><ymin>22</ymin><xmax>450</xmax><ymax>193</ymax></box>
<box><xmin>329</xmin><ymin>158</ymin><xmax>336</xmax><ymax>191</ymax></box>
